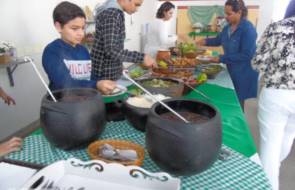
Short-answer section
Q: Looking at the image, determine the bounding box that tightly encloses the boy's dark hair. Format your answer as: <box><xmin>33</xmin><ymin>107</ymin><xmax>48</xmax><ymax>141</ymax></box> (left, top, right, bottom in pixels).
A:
<box><xmin>225</xmin><ymin>0</ymin><xmax>248</xmax><ymax>18</ymax></box>
<box><xmin>53</xmin><ymin>1</ymin><xmax>86</xmax><ymax>27</ymax></box>
<box><xmin>156</xmin><ymin>1</ymin><xmax>175</xmax><ymax>19</ymax></box>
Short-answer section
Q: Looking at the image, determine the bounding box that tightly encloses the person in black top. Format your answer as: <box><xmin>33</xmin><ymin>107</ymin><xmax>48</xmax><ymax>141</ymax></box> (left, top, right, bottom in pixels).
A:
<box><xmin>91</xmin><ymin>0</ymin><xmax>156</xmax><ymax>81</ymax></box>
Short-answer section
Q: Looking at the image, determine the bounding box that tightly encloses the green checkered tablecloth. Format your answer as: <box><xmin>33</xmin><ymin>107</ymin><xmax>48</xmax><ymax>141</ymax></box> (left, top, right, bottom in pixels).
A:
<box><xmin>6</xmin><ymin>121</ymin><xmax>271</xmax><ymax>190</ymax></box>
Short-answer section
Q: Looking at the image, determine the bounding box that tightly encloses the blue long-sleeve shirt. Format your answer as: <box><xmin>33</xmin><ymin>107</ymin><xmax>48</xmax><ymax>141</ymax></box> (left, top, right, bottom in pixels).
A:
<box><xmin>42</xmin><ymin>39</ymin><xmax>97</xmax><ymax>91</ymax></box>
<box><xmin>205</xmin><ymin>19</ymin><xmax>258</xmax><ymax>101</ymax></box>
<box><xmin>206</xmin><ymin>19</ymin><xmax>257</xmax><ymax>65</ymax></box>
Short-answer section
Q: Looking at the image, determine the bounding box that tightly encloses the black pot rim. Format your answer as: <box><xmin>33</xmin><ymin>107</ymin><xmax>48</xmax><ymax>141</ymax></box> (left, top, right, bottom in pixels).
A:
<box><xmin>150</xmin><ymin>98</ymin><xmax>219</xmax><ymax>125</ymax></box>
<box><xmin>43</xmin><ymin>88</ymin><xmax>101</xmax><ymax>103</ymax></box>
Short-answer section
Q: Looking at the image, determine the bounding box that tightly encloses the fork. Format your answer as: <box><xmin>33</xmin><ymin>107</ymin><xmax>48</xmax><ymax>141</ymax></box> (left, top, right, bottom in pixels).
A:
<box><xmin>40</xmin><ymin>180</ymin><xmax>56</xmax><ymax>190</ymax></box>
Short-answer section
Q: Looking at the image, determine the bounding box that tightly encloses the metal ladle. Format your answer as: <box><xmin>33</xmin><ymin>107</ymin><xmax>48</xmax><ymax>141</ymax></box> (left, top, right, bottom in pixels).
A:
<box><xmin>184</xmin><ymin>83</ymin><xmax>211</xmax><ymax>101</ymax></box>
<box><xmin>122</xmin><ymin>70</ymin><xmax>189</xmax><ymax>123</ymax></box>
<box><xmin>25</xmin><ymin>56</ymin><xmax>57</xmax><ymax>102</ymax></box>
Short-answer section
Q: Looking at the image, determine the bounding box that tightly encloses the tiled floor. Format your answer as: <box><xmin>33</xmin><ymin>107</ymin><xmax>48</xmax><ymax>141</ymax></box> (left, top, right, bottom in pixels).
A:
<box><xmin>245</xmin><ymin>99</ymin><xmax>295</xmax><ymax>190</ymax></box>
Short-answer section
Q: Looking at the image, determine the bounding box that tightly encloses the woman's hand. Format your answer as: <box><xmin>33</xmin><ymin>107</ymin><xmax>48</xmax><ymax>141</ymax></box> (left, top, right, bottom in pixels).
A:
<box><xmin>210</xmin><ymin>56</ymin><xmax>220</xmax><ymax>63</ymax></box>
<box><xmin>96</xmin><ymin>80</ymin><xmax>116</xmax><ymax>95</ymax></box>
<box><xmin>195</xmin><ymin>38</ymin><xmax>206</xmax><ymax>46</ymax></box>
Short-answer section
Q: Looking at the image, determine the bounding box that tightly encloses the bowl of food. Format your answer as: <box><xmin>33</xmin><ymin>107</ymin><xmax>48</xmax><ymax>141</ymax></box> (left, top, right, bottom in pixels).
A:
<box><xmin>196</xmin><ymin>55</ymin><xmax>212</xmax><ymax>64</ymax></box>
<box><xmin>87</xmin><ymin>139</ymin><xmax>145</xmax><ymax>166</ymax></box>
<box><xmin>199</xmin><ymin>65</ymin><xmax>223</xmax><ymax>79</ymax></box>
<box><xmin>122</xmin><ymin>94</ymin><xmax>170</xmax><ymax>132</ymax></box>
<box><xmin>182</xmin><ymin>73</ymin><xmax>208</xmax><ymax>95</ymax></box>
<box><xmin>137</xmin><ymin>77</ymin><xmax>184</xmax><ymax>97</ymax></box>
<box><xmin>145</xmin><ymin>99</ymin><xmax>222</xmax><ymax>176</ymax></box>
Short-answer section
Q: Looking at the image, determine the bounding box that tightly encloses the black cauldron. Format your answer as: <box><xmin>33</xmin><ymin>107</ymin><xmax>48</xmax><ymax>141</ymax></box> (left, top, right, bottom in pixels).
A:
<box><xmin>40</xmin><ymin>88</ymin><xmax>106</xmax><ymax>150</ymax></box>
<box><xmin>146</xmin><ymin>99</ymin><xmax>222</xmax><ymax>176</ymax></box>
<box><xmin>122</xmin><ymin>98</ymin><xmax>149</xmax><ymax>132</ymax></box>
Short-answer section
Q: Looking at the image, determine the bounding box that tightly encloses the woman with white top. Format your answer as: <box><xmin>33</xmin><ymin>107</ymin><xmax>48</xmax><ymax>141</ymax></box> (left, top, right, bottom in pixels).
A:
<box><xmin>144</xmin><ymin>1</ymin><xmax>177</xmax><ymax>58</ymax></box>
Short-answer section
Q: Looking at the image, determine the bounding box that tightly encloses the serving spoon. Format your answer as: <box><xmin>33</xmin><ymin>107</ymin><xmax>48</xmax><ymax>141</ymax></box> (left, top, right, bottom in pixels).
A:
<box><xmin>25</xmin><ymin>56</ymin><xmax>57</xmax><ymax>102</ymax></box>
<box><xmin>122</xmin><ymin>70</ymin><xmax>189</xmax><ymax>123</ymax></box>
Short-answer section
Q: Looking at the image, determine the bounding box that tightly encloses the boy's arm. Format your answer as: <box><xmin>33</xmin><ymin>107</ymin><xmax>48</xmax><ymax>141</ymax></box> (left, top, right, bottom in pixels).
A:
<box><xmin>102</xmin><ymin>12</ymin><xmax>144</xmax><ymax>64</ymax></box>
<box><xmin>42</xmin><ymin>49</ymin><xmax>97</xmax><ymax>90</ymax></box>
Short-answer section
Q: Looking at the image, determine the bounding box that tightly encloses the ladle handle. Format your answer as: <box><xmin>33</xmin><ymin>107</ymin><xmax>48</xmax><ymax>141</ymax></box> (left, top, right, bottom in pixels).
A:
<box><xmin>122</xmin><ymin>70</ymin><xmax>189</xmax><ymax>123</ymax></box>
<box><xmin>24</xmin><ymin>56</ymin><xmax>57</xmax><ymax>102</ymax></box>
<box><xmin>185</xmin><ymin>83</ymin><xmax>211</xmax><ymax>101</ymax></box>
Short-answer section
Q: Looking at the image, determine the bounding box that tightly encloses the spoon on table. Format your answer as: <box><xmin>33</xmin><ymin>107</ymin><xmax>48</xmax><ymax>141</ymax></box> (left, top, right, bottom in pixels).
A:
<box><xmin>122</xmin><ymin>70</ymin><xmax>189</xmax><ymax>123</ymax></box>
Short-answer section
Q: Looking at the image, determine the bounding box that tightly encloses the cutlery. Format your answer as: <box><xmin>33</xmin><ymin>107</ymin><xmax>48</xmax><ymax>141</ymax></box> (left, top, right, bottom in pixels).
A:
<box><xmin>29</xmin><ymin>176</ymin><xmax>44</xmax><ymax>189</ymax></box>
<box><xmin>184</xmin><ymin>83</ymin><xmax>212</xmax><ymax>101</ymax></box>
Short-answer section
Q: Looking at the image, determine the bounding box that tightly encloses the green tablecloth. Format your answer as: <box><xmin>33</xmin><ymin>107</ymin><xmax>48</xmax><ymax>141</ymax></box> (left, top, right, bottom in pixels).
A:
<box><xmin>184</xmin><ymin>83</ymin><xmax>256</xmax><ymax>157</ymax></box>
<box><xmin>6</xmin><ymin>121</ymin><xmax>270</xmax><ymax>189</ymax></box>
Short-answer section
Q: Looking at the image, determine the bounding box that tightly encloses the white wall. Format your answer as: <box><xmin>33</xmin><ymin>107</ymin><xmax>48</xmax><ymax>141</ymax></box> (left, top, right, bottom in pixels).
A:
<box><xmin>153</xmin><ymin>0</ymin><xmax>272</xmax><ymax>39</ymax></box>
<box><xmin>0</xmin><ymin>0</ymin><xmax>59</xmax><ymax>140</ymax></box>
<box><xmin>272</xmin><ymin>0</ymin><xmax>290</xmax><ymax>21</ymax></box>
<box><xmin>0</xmin><ymin>0</ymin><xmax>281</xmax><ymax>140</ymax></box>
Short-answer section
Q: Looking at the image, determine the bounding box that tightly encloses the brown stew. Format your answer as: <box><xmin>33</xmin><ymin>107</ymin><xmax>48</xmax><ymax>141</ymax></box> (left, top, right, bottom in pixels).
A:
<box><xmin>160</xmin><ymin>111</ymin><xmax>209</xmax><ymax>124</ymax></box>
<box><xmin>60</xmin><ymin>95</ymin><xmax>88</xmax><ymax>102</ymax></box>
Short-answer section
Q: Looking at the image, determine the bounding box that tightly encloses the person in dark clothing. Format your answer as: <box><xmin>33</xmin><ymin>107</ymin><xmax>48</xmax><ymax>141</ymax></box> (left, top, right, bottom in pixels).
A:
<box><xmin>91</xmin><ymin>0</ymin><xmax>156</xmax><ymax>81</ymax></box>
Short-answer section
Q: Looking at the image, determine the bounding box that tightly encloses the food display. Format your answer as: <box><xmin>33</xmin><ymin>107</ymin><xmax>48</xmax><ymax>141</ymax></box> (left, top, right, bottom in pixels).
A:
<box><xmin>198</xmin><ymin>65</ymin><xmax>223</xmax><ymax>79</ymax></box>
<box><xmin>141</xmin><ymin>78</ymin><xmax>178</xmax><ymax>88</ymax></box>
<box><xmin>183</xmin><ymin>73</ymin><xmax>208</xmax><ymax>85</ymax></box>
<box><xmin>169</xmin><ymin>57</ymin><xmax>198</xmax><ymax>67</ymax></box>
<box><xmin>178</xmin><ymin>42</ymin><xmax>206</xmax><ymax>59</ymax></box>
<box><xmin>129</xmin><ymin>67</ymin><xmax>145</xmax><ymax>79</ymax></box>
<box><xmin>178</xmin><ymin>42</ymin><xmax>197</xmax><ymax>56</ymax></box>
<box><xmin>137</xmin><ymin>78</ymin><xmax>184</xmax><ymax>97</ymax></box>
<box><xmin>153</xmin><ymin>58</ymin><xmax>197</xmax><ymax>79</ymax></box>
<box><xmin>153</xmin><ymin>43</ymin><xmax>206</xmax><ymax>79</ymax></box>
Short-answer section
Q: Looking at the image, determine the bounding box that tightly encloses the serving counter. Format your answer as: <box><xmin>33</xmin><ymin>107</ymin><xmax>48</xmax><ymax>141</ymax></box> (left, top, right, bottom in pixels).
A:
<box><xmin>2</xmin><ymin>67</ymin><xmax>269</xmax><ymax>189</ymax></box>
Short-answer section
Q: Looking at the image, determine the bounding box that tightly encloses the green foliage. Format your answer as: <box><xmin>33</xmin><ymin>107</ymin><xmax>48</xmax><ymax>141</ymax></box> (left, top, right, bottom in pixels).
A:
<box><xmin>178</xmin><ymin>42</ymin><xmax>197</xmax><ymax>55</ymax></box>
<box><xmin>129</xmin><ymin>68</ymin><xmax>145</xmax><ymax>79</ymax></box>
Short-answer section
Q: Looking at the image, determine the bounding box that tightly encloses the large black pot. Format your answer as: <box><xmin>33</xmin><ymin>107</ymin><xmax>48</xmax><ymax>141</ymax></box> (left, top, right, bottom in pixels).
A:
<box><xmin>122</xmin><ymin>98</ymin><xmax>149</xmax><ymax>132</ymax></box>
<box><xmin>146</xmin><ymin>99</ymin><xmax>222</xmax><ymax>176</ymax></box>
<box><xmin>40</xmin><ymin>88</ymin><xmax>106</xmax><ymax>150</ymax></box>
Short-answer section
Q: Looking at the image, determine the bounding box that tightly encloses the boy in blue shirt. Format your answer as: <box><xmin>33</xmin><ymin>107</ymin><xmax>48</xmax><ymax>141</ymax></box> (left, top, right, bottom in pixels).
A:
<box><xmin>42</xmin><ymin>1</ymin><xmax>116</xmax><ymax>94</ymax></box>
